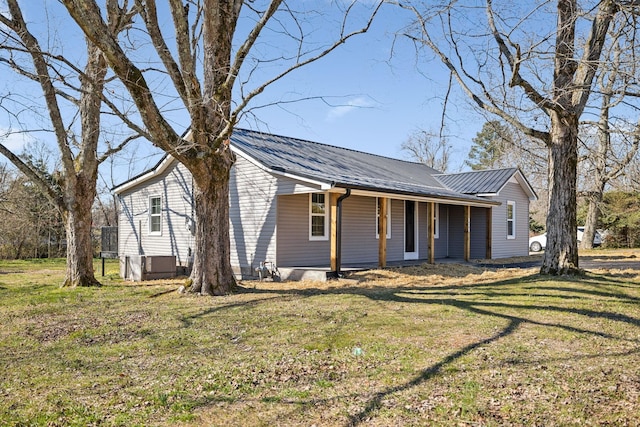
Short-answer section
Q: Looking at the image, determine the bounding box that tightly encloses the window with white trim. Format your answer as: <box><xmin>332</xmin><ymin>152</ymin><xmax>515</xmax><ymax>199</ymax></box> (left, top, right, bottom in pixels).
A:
<box><xmin>309</xmin><ymin>193</ymin><xmax>328</xmax><ymax>240</ymax></box>
<box><xmin>149</xmin><ymin>196</ymin><xmax>162</xmax><ymax>235</ymax></box>
<box><xmin>376</xmin><ymin>197</ymin><xmax>391</xmax><ymax>239</ymax></box>
<box><xmin>506</xmin><ymin>201</ymin><xmax>515</xmax><ymax>239</ymax></box>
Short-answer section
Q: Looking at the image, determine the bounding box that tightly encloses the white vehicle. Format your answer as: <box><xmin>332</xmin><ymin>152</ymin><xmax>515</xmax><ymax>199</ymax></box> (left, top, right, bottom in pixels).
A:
<box><xmin>577</xmin><ymin>227</ymin><xmax>602</xmax><ymax>247</ymax></box>
<box><xmin>529</xmin><ymin>227</ymin><xmax>602</xmax><ymax>252</ymax></box>
<box><xmin>529</xmin><ymin>233</ymin><xmax>547</xmax><ymax>252</ymax></box>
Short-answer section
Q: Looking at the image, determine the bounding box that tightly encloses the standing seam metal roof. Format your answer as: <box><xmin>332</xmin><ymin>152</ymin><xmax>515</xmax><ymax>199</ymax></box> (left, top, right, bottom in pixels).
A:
<box><xmin>230</xmin><ymin>128</ymin><xmax>495</xmax><ymax>203</ymax></box>
<box><xmin>434</xmin><ymin>168</ymin><xmax>519</xmax><ymax>194</ymax></box>
<box><xmin>113</xmin><ymin>128</ymin><xmax>511</xmax><ymax>205</ymax></box>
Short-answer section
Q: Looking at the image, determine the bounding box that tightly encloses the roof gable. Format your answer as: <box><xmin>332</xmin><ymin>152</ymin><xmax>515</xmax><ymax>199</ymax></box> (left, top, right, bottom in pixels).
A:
<box><xmin>436</xmin><ymin>168</ymin><xmax>537</xmax><ymax>201</ymax></box>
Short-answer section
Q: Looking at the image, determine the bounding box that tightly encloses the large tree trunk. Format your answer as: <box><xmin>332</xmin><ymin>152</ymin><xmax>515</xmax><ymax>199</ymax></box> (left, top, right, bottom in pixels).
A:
<box><xmin>62</xmin><ymin>175</ymin><xmax>100</xmax><ymax>287</ymax></box>
<box><xmin>541</xmin><ymin>113</ymin><xmax>580</xmax><ymax>275</ymax></box>
<box><xmin>580</xmin><ymin>87</ymin><xmax>611</xmax><ymax>250</ymax></box>
<box><xmin>580</xmin><ymin>187</ymin><xmax>604</xmax><ymax>250</ymax></box>
<box><xmin>188</xmin><ymin>150</ymin><xmax>237</xmax><ymax>295</ymax></box>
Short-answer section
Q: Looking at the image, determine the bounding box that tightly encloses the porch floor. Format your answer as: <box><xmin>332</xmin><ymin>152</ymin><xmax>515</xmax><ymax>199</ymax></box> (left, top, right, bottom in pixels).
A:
<box><xmin>273</xmin><ymin>258</ymin><xmax>472</xmax><ymax>282</ymax></box>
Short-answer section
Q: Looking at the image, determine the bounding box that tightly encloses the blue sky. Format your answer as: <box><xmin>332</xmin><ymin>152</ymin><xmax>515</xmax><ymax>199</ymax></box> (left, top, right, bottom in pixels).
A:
<box><xmin>0</xmin><ymin>1</ymin><xmax>486</xmax><ymax>185</ymax></box>
<box><xmin>233</xmin><ymin>3</ymin><xmax>482</xmax><ymax>169</ymax></box>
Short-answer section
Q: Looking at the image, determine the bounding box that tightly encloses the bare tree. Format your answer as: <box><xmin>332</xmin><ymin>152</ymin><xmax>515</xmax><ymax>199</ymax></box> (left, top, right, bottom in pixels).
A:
<box><xmin>401</xmin><ymin>128</ymin><xmax>452</xmax><ymax>172</ymax></box>
<box><xmin>577</xmin><ymin>17</ymin><xmax>640</xmax><ymax>249</ymax></box>
<box><xmin>0</xmin><ymin>1</ymin><xmax>142</xmax><ymax>286</ymax></box>
<box><xmin>61</xmin><ymin>0</ymin><xmax>383</xmax><ymax>295</ymax></box>
<box><xmin>0</xmin><ymin>164</ymin><xmax>65</xmax><ymax>259</ymax></box>
<box><xmin>398</xmin><ymin>0</ymin><xmax>635</xmax><ymax>275</ymax></box>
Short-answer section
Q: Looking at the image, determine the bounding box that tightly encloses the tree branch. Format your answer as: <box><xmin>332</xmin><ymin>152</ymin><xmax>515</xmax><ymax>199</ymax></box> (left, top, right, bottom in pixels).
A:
<box><xmin>136</xmin><ymin>0</ymin><xmax>189</xmax><ymax>104</ymax></box>
<box><xmin>1</xmin><ymin>0</ymin><xmax>75</xmax><ymax>174</ymax></box>
<box><xmin>397</xmin><ymin>2</ymin><xmax>551</xmax><ymax>145</ymax></box>
<box><xmin>0</xmin><ymin>142</ymin><xmax>62</xmax><ymax>207</ymax></box>
<box><xmin>230</xmin><ymin>1</ymin><xmax>384</xmax><ymax>134</ymax></box>
<box><xmin>486</xmin><ymin>0</ymin><xmax>557</xmax><ymax>112</ymax></box>
<box><xmin>572</xmin><ymin>0</ymin><xmax>619</xmax><ymax>114</ymax></box>
<box><xmin>61</xmin><ymin>0</ymin><xmax>185</xmax><ymax>160</ymax></box>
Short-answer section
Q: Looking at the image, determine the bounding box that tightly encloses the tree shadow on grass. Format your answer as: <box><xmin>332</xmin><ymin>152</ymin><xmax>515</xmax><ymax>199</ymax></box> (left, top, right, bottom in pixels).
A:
<box><xmin>580</xmin><ymin>254</ymin><xmax>638</xmax><ymax>261</ymax></box>
<box><xmin>182</xmin><ymin>271</ymin><xmax>640</xmax><ymax>425</ymax></box>
<box><xmin>342</xmin><ymin>284</ymin><xmax>640</xmax><ymax>425</ymax></box>
<box><xmin>177</xmin><ymin>293</ymin><xmax>301</xmax><ymax>327</ymax></box>
<box><xmin>236</xmin><ymin>273</ymin><xmax>640</xmax><ymax>425</ymax></box>
<box><xmin>347</xmin><ymin>317</ymin><xmax>522</xmax><ymax>426</ymax></box>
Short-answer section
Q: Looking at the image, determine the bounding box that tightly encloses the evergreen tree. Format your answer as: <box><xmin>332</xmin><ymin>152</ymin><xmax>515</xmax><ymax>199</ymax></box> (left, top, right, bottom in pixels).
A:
<box><xmin>466</xmin><ymin>121</ymin><xmax>512</xmax><ymax>170</ymax></box>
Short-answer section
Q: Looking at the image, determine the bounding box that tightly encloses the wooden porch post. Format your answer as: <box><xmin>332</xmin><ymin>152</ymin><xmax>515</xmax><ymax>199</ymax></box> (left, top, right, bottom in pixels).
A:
<box><xmin>464</xmin><ymin>205</ymin><xmax>470</xmax><ymax>262</ymax></box>
<box><xmin>486</xmin><ymin>207</ymin><xmax>492</xmax><ymax>259</ymax></box>
<box><xmin>427</xmin><ymin>202</ymin><xmax>435</xmax><ymax>264</ymax></box>
<box><xmin>330</xmin><ymin>193</ymin><xmax>339</xmax><ymax>271</ymax></box>
<box><xmin>378</xmin><ymin>198</ymin><xmax>387</xmax><ymax>268</ymax></box>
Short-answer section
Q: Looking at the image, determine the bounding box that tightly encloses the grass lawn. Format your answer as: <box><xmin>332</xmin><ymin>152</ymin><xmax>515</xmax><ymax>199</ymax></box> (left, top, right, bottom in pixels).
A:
<box><xmin>1</xmin><ymin>252</ymin><xmax>639</xmax><ymax>426</ymax></box>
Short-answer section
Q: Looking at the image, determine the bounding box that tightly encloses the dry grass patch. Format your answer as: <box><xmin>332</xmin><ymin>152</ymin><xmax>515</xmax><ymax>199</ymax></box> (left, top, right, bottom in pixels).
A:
<box><xmin>1</xmin><ymin>254</ymin><xmax>639</xmax><ymax>426</ymax></box>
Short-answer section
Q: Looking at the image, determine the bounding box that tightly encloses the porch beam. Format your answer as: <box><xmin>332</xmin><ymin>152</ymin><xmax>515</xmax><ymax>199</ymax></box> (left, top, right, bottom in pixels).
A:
<box><xmin>378</xmin><ymin>197</ymin><xmax>387</xmax><ymax>268</ymax></box>
<box><xmin>427</xmin><ymin>202</ymin><xmax>435</xmax><ymax>264</ymax></box>
<box><xmin>464</xmin><ymin>205</ymin><xmax>470</xmax><ymax>262</ymax></box>
<box><xmin>330</xmin><ymin>193</ymin><xmax>339</xmax><ymax>271</ymax></box>
<box><xmin>486</xmin><ymin>207</ymin><xmax>492</xmax><ymax>259</ymax></box>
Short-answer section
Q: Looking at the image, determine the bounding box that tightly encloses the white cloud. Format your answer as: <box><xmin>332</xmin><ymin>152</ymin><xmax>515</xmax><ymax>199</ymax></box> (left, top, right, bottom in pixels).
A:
<box><xmin>0</xmin><ymin>128</ymin><xmax>32</xmax><ymax>152</ymax></box>
<box><xmin>326</xmin><ymin>97</ymin><xmax>374</xmax><ymax>121</ymax></box>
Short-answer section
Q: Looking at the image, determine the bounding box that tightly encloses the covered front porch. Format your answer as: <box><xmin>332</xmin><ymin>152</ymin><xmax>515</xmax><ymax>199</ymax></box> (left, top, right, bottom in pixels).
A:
<box><xmin>274</xmin><ymin>190</ymin><xmax>499</xmax><ymax>280</ymax></box>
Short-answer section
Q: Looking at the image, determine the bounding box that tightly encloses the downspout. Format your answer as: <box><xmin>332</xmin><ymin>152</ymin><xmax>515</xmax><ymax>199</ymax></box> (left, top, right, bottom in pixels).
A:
<box><xmin>335</xmin><ymin>188</ymin><xmax>352</xmax><ymax>277</ymax></box>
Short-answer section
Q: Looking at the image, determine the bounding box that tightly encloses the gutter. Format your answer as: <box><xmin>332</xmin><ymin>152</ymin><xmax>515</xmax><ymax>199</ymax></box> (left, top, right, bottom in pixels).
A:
<box><xmin>334</xmin><ymin>188</ymin><xmax>352</xmax><ymax>278</ymax></box>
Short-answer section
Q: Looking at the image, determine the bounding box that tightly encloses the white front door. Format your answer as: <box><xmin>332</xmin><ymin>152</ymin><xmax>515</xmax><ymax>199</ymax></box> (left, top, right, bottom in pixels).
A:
<box><xmin>404</xmin><ymin>200</ymin><xmax>419</xmax><ymax>260</ymax></box>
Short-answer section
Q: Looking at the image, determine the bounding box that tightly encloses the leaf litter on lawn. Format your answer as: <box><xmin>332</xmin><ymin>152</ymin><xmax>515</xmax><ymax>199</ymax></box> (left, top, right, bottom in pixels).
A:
<box><xmin>1</xmin><ymin>255</ymin><xmax>639</xmax><ymax>426</ymax></box>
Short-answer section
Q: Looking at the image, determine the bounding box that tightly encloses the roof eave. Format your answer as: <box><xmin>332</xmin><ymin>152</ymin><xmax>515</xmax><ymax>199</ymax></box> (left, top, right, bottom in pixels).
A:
<box><xmin>332</xmin><ymin>183</ymin><xmax>500</xmax><ymax>207</ymax></box>
<box><xmin>112</xmin><ymin>154</ymin><xmax>175</xmax><ymax>194</ymax></box>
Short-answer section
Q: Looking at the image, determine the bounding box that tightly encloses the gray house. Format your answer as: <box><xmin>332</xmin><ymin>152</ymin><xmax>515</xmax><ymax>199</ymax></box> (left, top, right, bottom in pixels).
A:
<box><xmin>113</xmin><ymin>128</ymin><xmax>536</xmax><ymax>280</ymax></box>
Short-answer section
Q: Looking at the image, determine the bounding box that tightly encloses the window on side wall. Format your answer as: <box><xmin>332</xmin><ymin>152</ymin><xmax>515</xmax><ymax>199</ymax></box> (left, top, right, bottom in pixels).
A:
<box><xmin>309</xmin><ymin>193</ymin><xmax>328</xmax><ymax>240</ymax></box>
<box><xmin>507</xmin><ymin>201</ymin><xmax>515</xmax><ymax>239</ymax></box>
<box><xmin>149</xmin><ymin>195</ymin><xmax>162</xmax><ymax>235</ymax></box>
<box><xmin>376</xmin><ymin>197</ymin><xmax>391</xmax><ymax>239</ymax></box>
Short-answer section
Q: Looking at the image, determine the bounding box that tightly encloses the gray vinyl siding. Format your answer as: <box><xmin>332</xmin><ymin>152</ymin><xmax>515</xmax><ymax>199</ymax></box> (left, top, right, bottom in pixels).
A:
<box><xmin>427</xmin><ymin>204</ymin><xmax>488</xmax><ymax>260</ymax></box>
<box><xmin>418</xmin><ymin>202</ymin><xmax>428</xmax><ymax>259</ymax></box>
<box><xmin>448</xmin><ymin>205</ymin><xmax>465</xmax><ymax>259</ymax></box>
<box><xmin>489</xmin><ymin>181</ymin><xmax>531</xmax><ymax>258</ymax></box>
<box><xmin>342</xmin><ymin>196</ymin><xmax>378</xmax><ymax>264</ymax></box>
<box><xmin>470</xmin><ymin>207</ymin><xmax>488</xmax><ymax>259</ymax></box>
<box><xmin>229</xmin><ymin>155</ymin><xmax>278</xmax><ymax>272</ymax></box>
<box><xmin>229</xmin><ymin>155</ymin><xmax>321</xmax><ymax>272</ymax></box>
<box><xmin>117</xmin><ymin>155</ymin><xmax>323</xmax><ymax>274</ymax></box>
<box><xmin>275</xmin><ymin>195</ymin><xmax>417</xmax><ymax>267</ymax></box>
<box><xmin>276</xmin><ymin>193</ymin><xmax>330</xmax><ymax>266</ymax></box>
<box><xmin>434</xmin><ymin>204</ymin><xmax>448</xmax><ymax>258</ymax></box>
<box><xmin>387</xmin><ymin>199</ymin><xmax>404</xmax><ymax>262</ymax></box>
<box><xmin>117</xmin><ymin>162</ymin><xmax>194</xmax><ymax>267</ymax></box>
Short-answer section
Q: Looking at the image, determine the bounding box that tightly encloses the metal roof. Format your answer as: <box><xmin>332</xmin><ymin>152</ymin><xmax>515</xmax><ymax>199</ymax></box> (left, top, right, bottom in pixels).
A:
<box><xmin>435</xmin><ymin>168</ymin><xmax>520</xmax><ymax>195</ymax></box>
<box><xmin>230</xmin><ymin>129</ymin><xmax>494</xmax><ymax>204</ymax></box>
<box><xmin>113</xmin><ymin>128</ymin><xmax>519</xmax><ymax>205</ymax></box>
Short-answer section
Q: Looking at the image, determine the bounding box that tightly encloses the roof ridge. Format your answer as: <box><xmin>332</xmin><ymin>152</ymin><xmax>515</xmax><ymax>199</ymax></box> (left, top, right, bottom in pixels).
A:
<box><xmin>234</xmin><ymin>127</ymin><xmax>434</xmax><ymax>169</ymax></box>
<box><xmin>434</xmin><ymin>167</ymin><xmax>516</xmax><ymax>177</ymax></box>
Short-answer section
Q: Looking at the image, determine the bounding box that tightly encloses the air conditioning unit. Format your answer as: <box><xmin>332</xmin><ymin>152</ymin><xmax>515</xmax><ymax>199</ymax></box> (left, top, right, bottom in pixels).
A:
<box><xmin>120</xmin><ymin>255</ymin><xmax>176</xmax><ymax>281</ymax></box>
